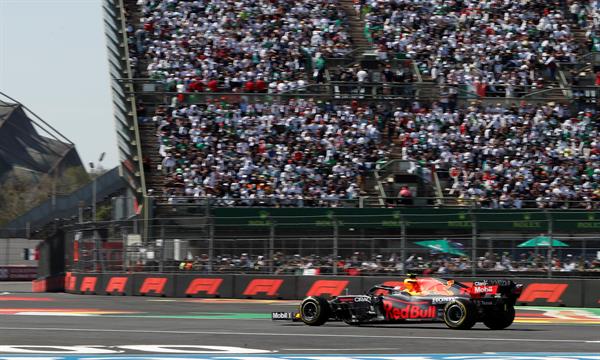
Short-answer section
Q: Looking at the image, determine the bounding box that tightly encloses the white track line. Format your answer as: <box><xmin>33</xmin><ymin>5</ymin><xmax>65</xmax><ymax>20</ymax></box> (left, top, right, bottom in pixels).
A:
<box><xmin>281</xmin><ymin>348</ymin><xmax>400</xmax><ymax>351</ymax></box>
<box><xmin>0</xmin><ymin>327</ymin><xmax>597</xmax><ymax>344</ymax></box>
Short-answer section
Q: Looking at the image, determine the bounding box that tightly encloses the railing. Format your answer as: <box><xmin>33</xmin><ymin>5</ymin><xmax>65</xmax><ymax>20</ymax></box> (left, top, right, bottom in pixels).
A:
<box><xmin>103</xmin><ymin>0</ymin><xmax>146</xmax><ymax>210</ymax></box>
<box><xmin>150</xmin><ymin>196</ymin><xmax>600</xmax><ymax>210</ymax></box>
<box><xmin>119</xmin><ymin>79</ymin><xmax>599</xmax><ymax>102</ymax></box>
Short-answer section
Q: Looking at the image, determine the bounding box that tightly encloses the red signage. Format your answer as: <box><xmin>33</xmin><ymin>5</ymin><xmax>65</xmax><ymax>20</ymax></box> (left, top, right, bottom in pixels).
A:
<box><xmin>185</xmin><ymin>278</ymin><xmax>223</xmax><ymax>296</ymax></box>
<box><xmin>73</xmin><ymin>240</ymin><xmax>79</xmax><ymax>263</ymax></box>
<box><xmin>65</xmin><ymin>273</ymin><xmax>76</xmax><ymax>292</ymax></box>
<box><xmin>32</xmin><ymin>278</ymin><xmax>46</xmax><ymax>292</ymax></box>
<box><xmin>519</xmin><ymin>283</ymin><xmax>568</xmax><ymax>303</ymax></box>
<box><xmin>243</xmin><ymin>279</ymin><xmax>283</xmax><ymax>296</ymax></box>
<box><xmin>106</xmin><ymin>277</ymin><xmax>128</xmax><ymax>293</ymax></box>
<box><xmin>305</xmin><ymin>280</ymin><xmax>349</xmax><ymax>297</ymax></box>
<box><xmin>80</xmin><ymin>277</ymin><xmax>97</xmax><ymax>292</ymax></box>
<box><xmin>139</xmin><ymin>277</ymin><xmax>167</xmax><ymax>295</ymax></box>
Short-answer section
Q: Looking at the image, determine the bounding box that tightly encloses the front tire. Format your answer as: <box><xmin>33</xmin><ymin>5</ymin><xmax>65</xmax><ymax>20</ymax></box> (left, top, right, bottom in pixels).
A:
<box><xmin>300</xmin><ymin>296</ymin><xmax>330</xmax><ymax>326</ymax></box>
<box><xmin>483</xmin><ymin>304</ymin><xmax>515</xmax><ymax>330</ymax></box>
<box><xmin>443</xmin><ymin>300</ymin><xmax>477</xmax><ymax>330</ymax></box>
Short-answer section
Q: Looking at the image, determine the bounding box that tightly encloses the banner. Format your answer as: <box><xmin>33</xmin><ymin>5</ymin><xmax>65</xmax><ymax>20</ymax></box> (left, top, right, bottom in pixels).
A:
<box><xmin>0</xmin><ymin>266</ymin><xmax>37</xmax><ymax>281</ymax></box>
<box><xmin>63</xmin><ymin>273</ymin><xmax>600</xmax><ymax>308</ymax></box>
<box><xmin>213</xmin><ymin>208</ymin><xmax>600</xmax><ymax>232</ymax></box>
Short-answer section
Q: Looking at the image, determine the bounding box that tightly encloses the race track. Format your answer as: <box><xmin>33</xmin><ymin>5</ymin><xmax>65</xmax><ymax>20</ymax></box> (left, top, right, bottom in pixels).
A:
<box><xmin>0</xmin><ymin>292</ymin><xmax>598</xmax><ymax>358</ymax></box>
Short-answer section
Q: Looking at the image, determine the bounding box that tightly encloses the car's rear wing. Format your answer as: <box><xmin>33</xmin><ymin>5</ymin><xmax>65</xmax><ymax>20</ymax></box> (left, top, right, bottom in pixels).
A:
<box><xmin>467</xmin><ymin>279</ymin><xmax>523</xmax><ymax>298</ymax></box>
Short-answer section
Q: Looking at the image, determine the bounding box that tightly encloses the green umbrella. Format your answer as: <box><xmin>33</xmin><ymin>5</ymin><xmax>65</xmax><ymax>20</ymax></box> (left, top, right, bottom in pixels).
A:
<box><xmin>517</xmin><ymin>236</ymin><xmax>569</xmax><ymax>248</ymax></box>
<box><xmin>415</xmin><ymin>239</ymin><xmax>467</xmax><ymax>257</ymax></box>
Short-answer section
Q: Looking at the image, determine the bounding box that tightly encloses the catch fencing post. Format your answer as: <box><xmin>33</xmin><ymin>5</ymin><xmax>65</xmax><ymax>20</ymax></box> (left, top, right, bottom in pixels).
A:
<box><xmin>93</xmin><ymin>229</ymin><xmax>105</xmax><ymax>273</ymax></box>
<box><xmin>333</xmin><ymin>216</ymin><xmax>339</xmax><ymax>275</ymax></box>
<box><xmin>400</xmin><ymin>214</ymin><xmax>407</xmax><ymax>273</ymax></box>
<box><xmin>159</xmin><ymin>225</ymin><xmax>165</xmax><ymax>273</ymax></box>
<box><xmin>3</xmin><ymin>238</ymin><xmax>8</xmax><ymax>266</ymax></box>
<box><xmin>470</xmin><ymin>211</ymin><xmax>477</xmax><ymax>277</ymax></box>
<box><xmin>269</xmin><ymin>220</ymin><xmax>275</xmax><ymax>275</ymax></box>
<box><xmin>546</xmin><ymin>210</ymin><xmax>553</xmax><ymax>278</ymax></box>
<box><xmin>208</xmin><ymin>217</ymin><xmax>214</xmax><ymax>273</ymax></box>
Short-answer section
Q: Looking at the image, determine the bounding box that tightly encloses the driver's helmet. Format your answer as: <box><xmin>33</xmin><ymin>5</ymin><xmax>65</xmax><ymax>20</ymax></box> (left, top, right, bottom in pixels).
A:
<box><xmin>403</xmin><ymin>278</ymin><xmax>419</xmax><ymax>292</ymax></box>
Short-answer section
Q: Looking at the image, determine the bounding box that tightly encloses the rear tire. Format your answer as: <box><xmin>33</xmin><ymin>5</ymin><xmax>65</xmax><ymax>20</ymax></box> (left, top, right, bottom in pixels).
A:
<box><xmin>483</xmin><ymin>304</ymin><xmax>515</xmax><ymax>330</ymax></box>
<box><xmin>443</xmin><ymin>300</ymin><xmax>477</xmax><ymax>330</ymax></box>
<box><xmin>300</xmin><ymin>296</ymin><xmax>330</xmax><ymax>326</ymax></box>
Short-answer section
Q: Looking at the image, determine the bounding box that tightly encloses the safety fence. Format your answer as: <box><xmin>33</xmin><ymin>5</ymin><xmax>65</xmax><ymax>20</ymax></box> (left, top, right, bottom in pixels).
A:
<box><xmin>56</xmin><ymin>272</ymin><xmax>600</xmax><ymax>308</ymax></box>
<box><xmin>57</xmin><ymin>211</ymin><xmax>600</xmax><ymax>279</ymax></box>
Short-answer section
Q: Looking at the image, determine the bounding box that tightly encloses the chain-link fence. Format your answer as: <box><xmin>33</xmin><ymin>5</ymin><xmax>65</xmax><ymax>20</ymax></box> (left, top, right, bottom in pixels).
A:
<box><xmin>60</xmin><ymin>211</ymin><xmax>600</xmax><ymax>278</ymax></box>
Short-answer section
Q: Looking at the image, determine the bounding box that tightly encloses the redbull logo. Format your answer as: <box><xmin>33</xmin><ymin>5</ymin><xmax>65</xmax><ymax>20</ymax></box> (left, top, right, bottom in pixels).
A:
<box><xmin>383</xmin><ymin>300</ymin><xmax>436</xmax><ymax>320</ymax></box>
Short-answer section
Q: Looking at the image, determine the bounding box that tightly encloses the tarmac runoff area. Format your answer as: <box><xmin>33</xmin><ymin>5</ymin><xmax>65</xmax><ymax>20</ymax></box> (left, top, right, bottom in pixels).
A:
<box><xmin>0</xmin><ymin>292</ymin><xmax>597</xmax><ymax>359</ymax></box>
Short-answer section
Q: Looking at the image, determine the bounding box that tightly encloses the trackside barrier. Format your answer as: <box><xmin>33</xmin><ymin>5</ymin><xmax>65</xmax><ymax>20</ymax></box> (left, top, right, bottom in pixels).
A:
<box><xmin>61</xmin><ymin>273</ymin><xmax>600</xmax><ymax>307</ymax></box>
<box><xmin>32</xmin><ymin>275</ymin><xmax>65</xmax><ymax>292</ymax></box>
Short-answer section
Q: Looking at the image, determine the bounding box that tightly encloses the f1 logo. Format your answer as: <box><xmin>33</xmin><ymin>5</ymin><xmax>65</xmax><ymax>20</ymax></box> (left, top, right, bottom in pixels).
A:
<box><xmin>243</xmin><ymin>279</ymin><xmax>283</xmax><ymax>296</ymax></box>
<box><xmin>80</xmin><ymin>277</ymin><xmax>97</xmax><ymax>293</ymax></box>
<box><xmin>306</xmin><ymin>280</ymin><xmax>349</xmax><ymax>297</ymax></box>
<box><xmin>518</xmin><ymin>283</ymin><xmax>568</xmax><ymax>303</ymax></box>
<box><xmin>185</xmin><ymin>278</ymin><xmax>223</xmax><ymax>296</ymax></box>
<box><xmin>106</xmin><ymin>276</ymin><xmax>129</xmax><ymax>294</ymax></box>
<box><xmin>139</xmin><ymin>277</ymin><xmax>167</xmax><ymax>295</ymax></box>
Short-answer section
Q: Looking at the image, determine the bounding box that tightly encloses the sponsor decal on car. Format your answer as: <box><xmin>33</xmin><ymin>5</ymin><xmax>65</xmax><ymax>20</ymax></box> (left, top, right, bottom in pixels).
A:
<box><xmin>474</xmin><ymin>280</ymin><xmax>511</xmax><ymax>287</ymax></box>
<box><xmin>472</xmin><ymin>285</ymin><xmax>498</xmax><ymax>294</ymax></box>
<box><xmin>382</xmin><ymin>300</ymin><xmax>436</xmax><ymax>320</ymax></box>
<box><xmin>353</xmin><ymin>296</ymin><xmax>371</xmax><ymax>303</ymax></box>
<box><xmin>431</xmin><ymin>297</ymin><xmax>457</xmax><ymax>304</ymax></box>
<box><xmin>271</xmin><ymin>312</ymin><xmax>295</xmax><ymax>320</ymax></box>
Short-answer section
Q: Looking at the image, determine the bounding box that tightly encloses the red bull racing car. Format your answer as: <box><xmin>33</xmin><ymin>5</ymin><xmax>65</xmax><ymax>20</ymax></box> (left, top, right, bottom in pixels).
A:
<box><xmin>272</xmin><ymin>276</ymin><xmax>523</xmax><ymax>330</ymax></box>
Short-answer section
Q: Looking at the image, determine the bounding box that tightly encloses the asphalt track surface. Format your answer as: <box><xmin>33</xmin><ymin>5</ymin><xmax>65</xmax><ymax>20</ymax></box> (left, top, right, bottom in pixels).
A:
<box><xmin>0</xmin><ymin>292</ymin><xmax>598</xmax><ymax>355</ymax></box>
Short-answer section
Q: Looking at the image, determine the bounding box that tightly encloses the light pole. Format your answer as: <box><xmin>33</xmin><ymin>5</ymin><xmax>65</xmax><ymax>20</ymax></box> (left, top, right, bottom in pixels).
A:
<box><xmin>90</xmin><ymin>152</ymin><xmax>106</xmax><ymax>222</ymax></box>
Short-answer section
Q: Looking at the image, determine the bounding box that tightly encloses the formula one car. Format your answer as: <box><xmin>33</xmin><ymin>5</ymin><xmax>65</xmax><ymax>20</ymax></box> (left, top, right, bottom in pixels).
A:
<box><xmin>272</xmin><ymin>276</ymin><xmax>523</xmax><ymax>330</ymax></box>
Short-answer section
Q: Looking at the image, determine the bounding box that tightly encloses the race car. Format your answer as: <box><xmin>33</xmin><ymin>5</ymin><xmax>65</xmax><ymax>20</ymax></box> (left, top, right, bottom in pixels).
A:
<box><xmin>272</xmin><ymin>276</ymin><xmax>523</xmax><ymax>330</ymax></box>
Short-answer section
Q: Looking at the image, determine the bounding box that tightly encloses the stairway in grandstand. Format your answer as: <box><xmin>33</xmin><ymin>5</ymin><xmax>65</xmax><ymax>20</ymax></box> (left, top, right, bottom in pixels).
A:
<box><xmin>339</xmin><ymin>0</ymin><xmax>373</xmax><ymax>56</ymax></box>
<box><xmin>139</xmin><ymin>123</ymin><xmax>165</xmax><ymax>197</ymax></box>
<box><xmin>123</xmin><ymin>0</ymin><xmax>167</xmax><ymax>199</ymax></box>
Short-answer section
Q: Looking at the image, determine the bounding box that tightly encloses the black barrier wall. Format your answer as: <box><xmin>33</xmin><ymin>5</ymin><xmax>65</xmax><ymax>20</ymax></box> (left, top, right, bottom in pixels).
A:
<box><xmin>63</xmin><ymin>273</ymin><xmax>600</xmax><ymax>308</ymax></box>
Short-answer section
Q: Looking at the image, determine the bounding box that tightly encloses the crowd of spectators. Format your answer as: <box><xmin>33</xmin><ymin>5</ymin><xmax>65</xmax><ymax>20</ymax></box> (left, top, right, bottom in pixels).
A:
<box><xmin>129</xmin><ymin>0</ymin><xmax>353</xmax><ymax>93</ymax></box>
<box><xmin>155</xmin><ymin>99</ymin><xmax>389</xmax><ymax>206</ymax></box>
<box><xmin>393</xmin><ymin>101</ymin><xmax>600</xmax><ymax>209</ymax></box>
<box><xmin>568</xmin><ymin>0</ymin><xmax>600</xmax><ymax>51</ymax></box>
<box><xmin>356</xmin><ymin>0</ymin><xmax>581</xmax><ymax>92</ymax></box>
<box><xmin>153</xmin><ymin>98</ymin><xmax>599</xmax><ymax>209</ymax></box>
<box><xmin>169</xmin><ymin>250</ymin><xmax>600</xmax><ymax>275</ymax></box>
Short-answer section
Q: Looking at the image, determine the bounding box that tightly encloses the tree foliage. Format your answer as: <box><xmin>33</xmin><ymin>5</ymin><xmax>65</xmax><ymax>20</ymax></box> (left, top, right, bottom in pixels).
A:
<box><xmin>0</xmin><ymin>167</ymin><xmax>90</xmax><ymax>225</ymax></box>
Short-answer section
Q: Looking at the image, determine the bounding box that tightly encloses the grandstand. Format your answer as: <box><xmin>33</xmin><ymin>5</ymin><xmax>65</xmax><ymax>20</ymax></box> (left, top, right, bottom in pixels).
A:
<box><xmin>92</xmin><ymin>0</ymin><xmax>600</xmax><ymax>276</ymax></box>
<box><xmin>109</xmin><ymin>0</ymin><xmax>599</xmax><ymax>210</ymax></box>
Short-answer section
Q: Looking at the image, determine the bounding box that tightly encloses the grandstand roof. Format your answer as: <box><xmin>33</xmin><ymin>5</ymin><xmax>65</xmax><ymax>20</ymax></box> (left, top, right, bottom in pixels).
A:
<box><xmin>0</xmin><ymin>102</ymin><xmax>84</xmax><ymax>183</ymax></box>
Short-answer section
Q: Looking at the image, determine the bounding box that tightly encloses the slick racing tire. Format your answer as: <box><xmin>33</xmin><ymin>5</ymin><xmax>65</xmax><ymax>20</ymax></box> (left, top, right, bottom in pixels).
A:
<box><xmin>443</xmin><ymin>300</ymin><xmax>477</xmax><ymax>330</ymax></box>
<box><xmin>483</xmin><ymin>304</ymin><xmax>515</xmax><ymax>330</ymax></box>
<box><xmin>300</xmin><ymin>296</ymin><xmax>331</xmax><ymax>326</ymax></box>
